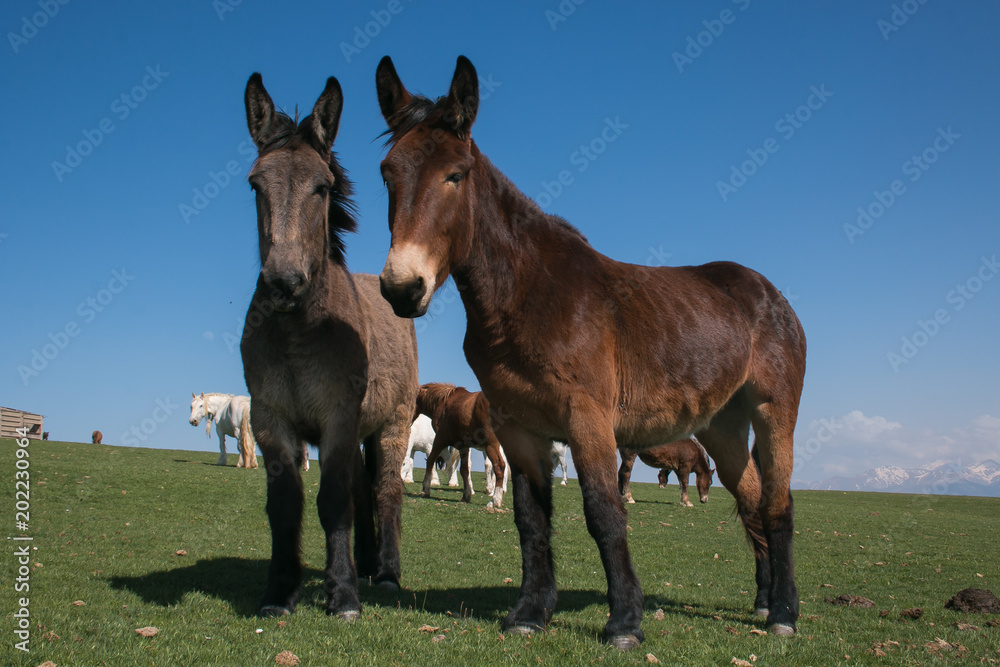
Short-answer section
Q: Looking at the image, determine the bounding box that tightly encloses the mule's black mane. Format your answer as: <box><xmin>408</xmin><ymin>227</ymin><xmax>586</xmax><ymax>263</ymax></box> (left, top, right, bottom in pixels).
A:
<box><xmin>257</xmin><ymin>109</ymin><xmax>358</xmax><ymax>263</ymax></box>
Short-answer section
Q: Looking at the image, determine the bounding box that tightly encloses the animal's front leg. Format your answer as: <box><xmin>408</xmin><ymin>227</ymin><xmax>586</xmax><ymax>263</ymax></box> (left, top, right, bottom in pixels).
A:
<box><xmin>498</xmin><ymin>424</ymin><xmax>557</xmax><ymax>634</ymax></box>
<box><xmin>217</xmin><ymin>428</ymin><xmax>228</xmax><ymax>466</ymax></box>
<box><xmin>678</xmin><ymin>471</ymin><xmax>693</xmax><ymax>507</ymax></box>
<box><xmin>458</xmin><ymin>449</ymin><xmax>473</xmax><ymax>496</ymax></box>
<box><xmin>574</xmin><ymin>424</ymin><xmax>644</xmax><ymax>650</ymax></box>
<box><xmin>255</xmin><ymin>416</ymin><xmax>305</xmax><ymax>616</ymax></box>
<box><xmin>421</xmin><ymin>434</ymin><xmax>451</xmax><ymax>498</ymax></box>
<box><xmin>317</xmin><ymin>422</ymin><xmax>364</xmax><ymax>619</ymax></box>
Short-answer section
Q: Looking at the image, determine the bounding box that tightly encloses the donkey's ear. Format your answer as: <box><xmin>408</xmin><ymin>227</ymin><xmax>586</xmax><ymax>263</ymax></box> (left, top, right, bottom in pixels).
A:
<box><xmin>376</xmin><ymin>56</ymin><xmax>412</xmax><ymax>129</ymax></box>
<box><xmin>445</xmin><ymin>55</ymin><xmax>479</xmax><ymax>139</ymax></box>
<box><xmin>245</xmin><ymin>73</ymin><xmax>280</xmax><ymax>150</ymax></box>
<box><xmin>309</xmin><ymin>76</ymin><xmax>344</xmax><ymax>153</ymax></box>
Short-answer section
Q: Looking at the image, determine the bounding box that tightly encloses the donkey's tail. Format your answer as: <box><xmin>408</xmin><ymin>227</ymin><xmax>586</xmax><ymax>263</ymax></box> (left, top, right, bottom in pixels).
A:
<box><xmin>239</xmin><ymin>408</ymin><xmax>257</xmax><ymax>469</ymax></box>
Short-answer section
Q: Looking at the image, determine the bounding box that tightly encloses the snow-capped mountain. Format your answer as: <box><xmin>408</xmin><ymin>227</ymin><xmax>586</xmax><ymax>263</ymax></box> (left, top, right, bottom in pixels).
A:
<box><xmin>794</xmin><ymin>460</ymin><xmax>1000</xmax><ymax>497</ymax></box>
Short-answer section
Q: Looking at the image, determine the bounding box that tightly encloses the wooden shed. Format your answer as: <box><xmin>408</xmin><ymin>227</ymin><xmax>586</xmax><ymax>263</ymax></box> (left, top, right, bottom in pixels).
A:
<box><xmin>1</xmin><ymin>407</ymin><xmax>44</xmax><ymax>439</ymax></box>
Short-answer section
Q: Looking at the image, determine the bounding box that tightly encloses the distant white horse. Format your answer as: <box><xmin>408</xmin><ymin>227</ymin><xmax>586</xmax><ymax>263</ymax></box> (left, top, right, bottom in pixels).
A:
<box><xmin>484</xmin><ymin>441</ymin><xmax>568</xmax><ymax>491</ymax></box>
<box><xmin>189</xmin><ymin>393</ymin><xmax>257</xmax><ymax>468</ymax></box>
<box><xmin>188</xmin><ymin>393</ymin><xmax>310</xmax><ymax>471</ymax></box>
<box><xmin>401</xmin><ymin>414</ymin><xmax>460</xmax><ymax>487</ymax></box>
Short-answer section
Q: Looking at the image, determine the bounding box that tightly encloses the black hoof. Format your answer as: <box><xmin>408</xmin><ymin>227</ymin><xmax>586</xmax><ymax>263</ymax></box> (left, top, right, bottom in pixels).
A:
<box><xmin>770</xmin><ymin>623</ymin><xmax>795</xmax><ymax>636</ymax></box>
<box><xmin>607</xmin><ymin>634</ymin><xmax>641</xmax><ymax>651</ymax></box>
<box><xmin>375</xmin><ymin>579</ymin><xmax>400</xmax><ymax>592</ymax></box>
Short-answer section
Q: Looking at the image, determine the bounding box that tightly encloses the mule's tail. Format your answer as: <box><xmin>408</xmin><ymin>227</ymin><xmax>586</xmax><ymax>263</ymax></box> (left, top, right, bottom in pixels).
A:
<box><xmin>239</xmin><ymin>408</ymin><xmax>257</xmax><ymax>469</ymax></box>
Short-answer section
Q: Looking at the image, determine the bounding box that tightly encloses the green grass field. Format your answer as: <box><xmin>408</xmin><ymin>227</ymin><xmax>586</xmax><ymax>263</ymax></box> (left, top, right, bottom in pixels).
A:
<box><xmin>2</xmin><ymin>438</ymin><xmax>998</xmax><ymax>666</ymax></box>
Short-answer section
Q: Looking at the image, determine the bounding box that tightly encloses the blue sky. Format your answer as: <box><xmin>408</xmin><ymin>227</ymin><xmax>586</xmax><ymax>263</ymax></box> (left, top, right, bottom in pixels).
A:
<box><xmin>2</xmin><ymin>1</ymin><xmax>998</xmax><ymax>485</ymax></box>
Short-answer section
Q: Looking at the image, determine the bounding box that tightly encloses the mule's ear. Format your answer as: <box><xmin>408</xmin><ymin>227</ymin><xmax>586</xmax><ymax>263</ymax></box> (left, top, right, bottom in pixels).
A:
<box><xmin>376</xmin><ymin>56</ymin><xmax>412</xmax><ymax>128</ymax></box>
<box><xmin>445</xmin><ymin>55</ymin><xmax>479</xmax><ymax>139</ymax></box>
<box><xmin>245</xmin><ymin>73</ymin><xmax>280</xmax><ymax>150</ymax></box>
<box><xmin>309</xmin><ymin>76</ymin><xmax>344</xmax><ymax>153</ymax></box>
<box><xmin>192</xmin><ymin>392</ymin><xmax>196</xmax><ymax>398</ymax></box>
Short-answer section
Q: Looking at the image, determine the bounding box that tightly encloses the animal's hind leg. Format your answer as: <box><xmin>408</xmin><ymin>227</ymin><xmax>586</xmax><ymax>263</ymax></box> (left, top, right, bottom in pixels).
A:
<box><xmin>354</xmin><ymin>438</ymin><xmax>378</xmax><ymax>582</ymax></box>
<box><xmin>696</xmin><ymin>398</ymin><xmax>770</xmax><ymax>618</ymax></box>
<box><xmin>367</xmin><ymin>408</ymin><xmax>409</xmax><ymax>589</ymax></box>
<box><xmin>749</xmin><ymin>398</ymin><xmax>800</xmax><ymax>635</ymax></box>
<box><xmin>617</xmin><ymin>450</ymin><xmax>636</xmax><ymax>504</ymax></box>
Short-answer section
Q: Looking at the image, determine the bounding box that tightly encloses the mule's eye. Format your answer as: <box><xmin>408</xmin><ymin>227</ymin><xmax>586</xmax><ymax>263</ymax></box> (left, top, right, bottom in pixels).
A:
<box><xmin>446</xmin><ymin>172</ymin><xmax>464</xmax><ymax>184</ymax></box>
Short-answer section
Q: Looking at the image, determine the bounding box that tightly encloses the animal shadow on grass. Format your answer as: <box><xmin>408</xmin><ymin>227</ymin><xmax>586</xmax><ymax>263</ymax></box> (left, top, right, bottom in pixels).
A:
<box><xmin>367</xmin><ymin>585</ymin><xmax>609</xmax><ymax>623</ymax></box>
<box><xmin>108</xmin><ymin>557</ymin><xmax>735</xmax><ymax>628</ymax></box>
<box><xmin>108</xmin><ymin>557</ymin><xmax>609</xmax><ymax>624</ymax></box>
<box><xmin>108</xmin><ymin>558</ymin><xmax>322</xmax><ymax>618</ymax></box>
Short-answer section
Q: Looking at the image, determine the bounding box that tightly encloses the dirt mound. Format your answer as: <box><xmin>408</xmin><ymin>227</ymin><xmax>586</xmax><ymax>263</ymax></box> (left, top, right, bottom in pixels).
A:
<box><xmin>825</xmin><ymin>594</ymin><xmax>875</xmax><ymax>608</ymax></box>
<box><xmin>945</xmin><ymin>588</ymin><xmax>1000</xmax><ymax>613</ymax></box>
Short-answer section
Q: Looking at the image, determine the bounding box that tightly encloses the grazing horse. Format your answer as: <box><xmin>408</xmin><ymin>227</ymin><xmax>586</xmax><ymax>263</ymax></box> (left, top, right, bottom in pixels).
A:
<box><xmin>188</xmin><ymin>392</ymin><xmax>260</xmax><ymax>469</ymax></box>
<box><xmin>401</xmin><ymin>414</ymin><xmax>462</xmax><ymax>487</ymax></box>
<box><xmin>618</xmin><ymin>438</ymin><xmax>715</xmax><ymax>507</ymax></box>
<box><xmin>240</xmin><ymin>73</ymin><xmax>418</xmax><ymax>619</ymax></box>
<box><xmin>414</xmin><ymin>383</ymin><xmax>507</xmax><ymax>508</ymax></box>
<box><xmin>91</xmin><ymin>430</ymin><xmax>102</xmax><ymax>445</ymax></box>
<box><xmin>375</xmin><ymin>56</ymin><xmax>807</xmax><ymax>647</ymax></box>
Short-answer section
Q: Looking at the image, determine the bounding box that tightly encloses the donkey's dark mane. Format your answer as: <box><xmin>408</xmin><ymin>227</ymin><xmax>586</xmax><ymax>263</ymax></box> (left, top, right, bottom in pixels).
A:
<box><xmin>258</xmin><ymin>109</ymin><xmax>358</xmax><ymax>262</ymax></box>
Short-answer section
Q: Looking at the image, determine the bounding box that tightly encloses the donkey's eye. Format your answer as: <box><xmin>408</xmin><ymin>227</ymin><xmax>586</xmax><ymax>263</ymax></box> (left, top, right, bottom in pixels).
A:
<box><xmin>314</xmin><ymin>183</ymin><xmax>331</xmax><ymax>196</ymax></box>
<box><xmin>446</xmin><ymin>172</ymin><xmax>464</xmax><ymax>184</ymax></box>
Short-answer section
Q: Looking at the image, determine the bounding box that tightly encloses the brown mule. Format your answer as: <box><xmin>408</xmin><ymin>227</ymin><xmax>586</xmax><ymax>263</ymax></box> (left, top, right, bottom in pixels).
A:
<box><xmin>91</xmin><ymin>430</ymin><xmax>102</xmax><ymax>445</ymax></box>
<box><xmin>240</xmin><ymin>73</ymin><xmax>418</xmax><ymax>620</ymax></box>
<box><xmin>375</xmin><ymin>56</ymin><xmax>806</xmax><ymax>647</ymax></box>
<box><xmin>618</xmin><ymin>438</ymin><xmax>715</xmax><ymax>507</ymax></box>
<box><xmin>414</xmin><ymin>382</ymin><xmax>507</xmax><ymax>508</ymax></box>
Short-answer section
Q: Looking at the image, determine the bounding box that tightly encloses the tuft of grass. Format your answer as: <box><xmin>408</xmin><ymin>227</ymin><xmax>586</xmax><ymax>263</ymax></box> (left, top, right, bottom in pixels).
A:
<box><xmin>2</xmin><ymin>438</ymin><xmax>999</xmax><ymax>665</ymax></box>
